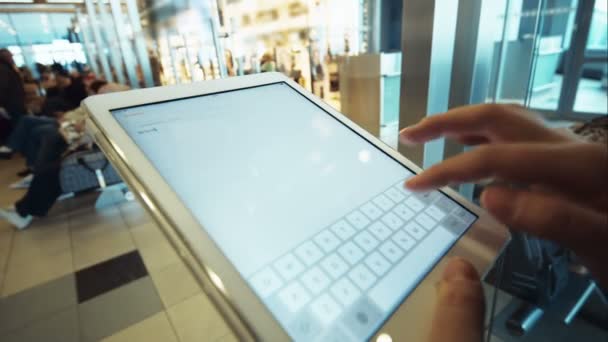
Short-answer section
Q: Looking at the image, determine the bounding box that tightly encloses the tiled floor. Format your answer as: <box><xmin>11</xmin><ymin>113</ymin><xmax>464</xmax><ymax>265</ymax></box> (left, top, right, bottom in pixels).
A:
<box><xmin>0</xmin><ymin>157</ymin><xmax>237</xmax><ymax>342</ymax></box>
<box><xmin>1</xmin><ymin>155</ymin><xmax>606</xmax><ymax>341</ymax></box>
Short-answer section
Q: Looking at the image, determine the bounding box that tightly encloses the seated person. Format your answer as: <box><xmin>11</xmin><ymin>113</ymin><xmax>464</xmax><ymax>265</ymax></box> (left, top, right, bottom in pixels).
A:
<box><xmin>0</xmin><ymin>80</ymin><xmax>108</xmax><ymax>162</ymax></box>
<box><xmin>44</xmin><ymin>65</ymin><xmax>88</xmax><ymax>113</ymax></box>
<box><xmin>0</xmin><ymin>99</ymin><xmax>73</xmax><ymax>165</ymax></box>
<box><xmin>20</xmin><ymin>66</ymin><xmax>44</xmax><ymax>115</ymax></box>
<box><xmin>0</xmin><ymin>83</ymin><xmax>125</xmax><ymax>229</ymax></box>
<box><xmin>0</xmin><ymin>48</ymin><xmax>26</xmax><ymax>141</ymax></box>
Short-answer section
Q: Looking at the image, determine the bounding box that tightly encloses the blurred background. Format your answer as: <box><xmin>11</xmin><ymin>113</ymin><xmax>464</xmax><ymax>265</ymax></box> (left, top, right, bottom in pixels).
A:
<box><xmin>0</xmin><ymin>2</ymin><xmax>607</xmax><ymax>341</ymax></box>
<box><xmin>0</xmin><ymin>0</ymin><xmax>607</xmax><ymax>204</ymax></box>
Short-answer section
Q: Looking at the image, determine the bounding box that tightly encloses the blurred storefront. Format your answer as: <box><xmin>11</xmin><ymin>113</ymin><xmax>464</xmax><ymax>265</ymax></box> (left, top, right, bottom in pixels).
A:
<box><xmin>0</xmin><ymin>0</ymin><xmax>606</xmax><ymax>164</ymax></box>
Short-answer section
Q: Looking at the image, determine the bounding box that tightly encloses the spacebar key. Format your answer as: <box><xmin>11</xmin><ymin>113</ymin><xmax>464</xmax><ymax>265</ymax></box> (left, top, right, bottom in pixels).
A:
<box><xmin>368</xmin><ymin>226</ymin><xmax>456</xmax><ymax>312</ymax></box>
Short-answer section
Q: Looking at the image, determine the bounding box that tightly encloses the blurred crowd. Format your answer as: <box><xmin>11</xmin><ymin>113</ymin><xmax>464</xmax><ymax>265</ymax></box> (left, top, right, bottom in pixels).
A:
<box><xmin>0</xmin><ymin>48</ymin><xmax>128</xmax><ymax>230</ymax></box>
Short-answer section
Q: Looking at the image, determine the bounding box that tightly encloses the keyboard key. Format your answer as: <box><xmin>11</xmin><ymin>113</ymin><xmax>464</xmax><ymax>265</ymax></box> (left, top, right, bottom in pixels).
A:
<box><xmin>368</xmin><ymin>221</ymin><xmax>392</xmax><ymax>241</ymax></box>
<box><xmin>330</xmin><ymin>277</ymin><xmax>361</xmax><ymax>307</ymax></box>
<box><xmin>331</xmin><ymin>220</ymin><xmax>356</xmax><ymax>240</ymax></box>
<box><xmin>301</xmin><ymin>266</ymin><xmax>331</xmax><ymax>294</ymax></box>
<box><xmin>343</xmin><ymin>297</ymin><xmax>384</xmax><ymax>338</ymax></box>
<box><xmin>295</xmin><ymin>241</ymin><xmax>324</xmax><ymax>266</ymax></box>
<box><xmin>435</xmin><ymin>196</ymin><xmax>458</xmax><ymax>212</ymax></box>
<box><xmin>287</xmin><ymin>310</ymin><xmax>322</xmax><ymax>341</ymax></box>
<box><xmin>250</xmin><ymin>267</ymin><xmax>283</xmax><ymax>298</ymax></box>
<box><xmin>360</xmin><ymin>202</ymin><xmax>383</xmax><ymax>220</ymax></box>
<box><xmin>321</xmin><ymin>253</ymin><xmax>349</xmax><ymax>280</ymax></box>
<box><xmin>364</xmin><ymin>251</ymin><xmax>391</xmax><ymax>277</ymax></box>
<box><xmin>379</xmin><ymin>240</ymin><xmax>404</xmax><ymax>263</ymax></box>
<box><xmin>392</xmin><ymin>230</ymin><xmax>416</xmax><ymax>252</ymax></box>
<box><xmin>394</xmin><ymin>180</ymin><xmax>413</xmax><ymax>196</ymax></box>
<box><xmin>315</xmin><ymin>326</ymin><xmax>352</xmax><ymax>342</ymax></box>
<box><xmin>353</xmin><ymin>230</ymin><xmax>379</xmax><ymax>252</ymax></box>
<box><xmin>404</xmin><ymin>196</ymin><xmax>425</xmax><ymax>212</ymax></box>
<box><xmin>338</xmin><ymin>242</ymin><xmax>365</xmax><ymax>265</ymax></box>
<box><xmin>454</xmin><ymin>208</ymin><xmax>476</xmax><ymax>226</ymax></box>
<box><xmin>348</xmin><ymin>264</ymin><xmax>377</xmax><ymax>291</ymax></box>
<box><xmin>415</xmin><ymin>212</ymin><xmax>437</xmax><ymax>231</ymax></box>
<box><xmin>442</xmin><ymin>216</ymin><xmax>470</xmax><ymax>235</ymax></box>
<box><xmin>373</xmin><ymin>194</ymin><xmax>394</xmax><ymax>211</ymax></box>
<box><xmin>381</xmin><ymin>212</ymin><xmax>404</xmax><ymax>231</ymax></box>
<box><xmin>274</xmin><ymin>253</ymin><xmax>306</xmax><ymax>281</ymax></box>
<box><xmin>393</xmin><ymin>203</ymin><xmax>415</xmax><ymax>222</ymax></box>
<box><xmin>310</xmin><ymin>293</ymin><xmax>342</xmax><ymax>326</ymax></box>
<box><xmin>426</xmin><ymin>204</ymin><xmax>446</xmax><ymax>221</ymax></box>
<box><xmin>314</xmin><ymin>230</ymin><xmax>341</xmax><ymax>253</ymax></box>
<box><xmin>369</xmin><ymin>227</ymin><xmax>455</xmax><ymax>311</ymax></box>
<box><xmin>404</xmin><ymin>221</ymin><xmax>426</xmax><ymax>240</ymax></box>
<box><xmin>385</xmin><ymin>187</ymin><xmax>405</xmax><ymax>203</ymax></box>
<box><xmin>278</xmin><ymin>281</ymin><xmax>311</xmax><ymax>313</ymax></box>
<box><xmin>418</xmin><ymin>191</ymin><xmax>440</xmax><ymax>204</ymax></box>
<box><xmin>346</xmin><ymin>210</ymin><xmax>370</xmax><ymax>230</ymax></box>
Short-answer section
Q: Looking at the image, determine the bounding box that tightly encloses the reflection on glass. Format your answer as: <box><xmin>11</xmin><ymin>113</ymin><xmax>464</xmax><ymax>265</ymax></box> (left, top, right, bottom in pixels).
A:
<box><xmin>574</xmin><ymin>62</ymin><xmax>608</xmax><ymax>114</ymax></box>
<box><xmin>574</xmin><ymin>0</ymin><xmax>607</xmax><ymax>115</ymax></box>
<box><xmin>488</xmin><ymin>0</ymin><xmax>577</xmax><ymax>110</ymax></box>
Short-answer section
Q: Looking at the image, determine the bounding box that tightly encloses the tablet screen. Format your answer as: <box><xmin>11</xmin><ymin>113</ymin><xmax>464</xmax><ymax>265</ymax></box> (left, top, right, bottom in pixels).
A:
<box><xmin>112</xmin><ymin>82</ymin><xmax>477</xmax><ymax>341</ymax></box>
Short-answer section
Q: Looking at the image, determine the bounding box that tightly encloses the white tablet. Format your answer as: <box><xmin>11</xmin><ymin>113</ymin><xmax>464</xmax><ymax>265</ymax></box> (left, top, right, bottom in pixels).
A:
<box><xmin>84</xmin><ymin>72</ymin><xmax>509</xmax><ymax>341</ymax></box>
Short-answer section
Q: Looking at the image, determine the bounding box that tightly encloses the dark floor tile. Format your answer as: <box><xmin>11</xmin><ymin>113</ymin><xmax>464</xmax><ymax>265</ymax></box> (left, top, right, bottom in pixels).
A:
<box><xmin>78</xmin><ymin>276</ymin><xmax>163</xmax><ymax>342</ymax></box>
<box><xmin>0</xmin><ymin>306</ymin><xmax>79</xmax><ymax>342</ymax></box>
<box><xmin>76</xmin><ymin>250</ymin><xmax>148</xmax><ymax>303</ymax></box>
<box><xmin>0</xmin><ymin>274</ymin><xmax>77</xmax><ymax>334</ymax></box>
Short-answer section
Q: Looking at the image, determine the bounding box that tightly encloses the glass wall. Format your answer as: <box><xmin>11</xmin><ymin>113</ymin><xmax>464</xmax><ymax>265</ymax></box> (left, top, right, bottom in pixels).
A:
<box><xmin>488</xmin><ymin>0</ymin><xmax>577</xmax><ymax>107</ymax></box>
<box><xmin>573</xmin><ymin>0</ymin><xmax>607</xmax><ymax>114</ymax></box>
<box><xmin>489</xmin><ymin>0</ymin><xmax>607</xmax><ymax>118</ymax></box>
<box><xmin>0</xmin><ymin>12</ymin><xmax>84</xmax><ymax>73</ymax></box>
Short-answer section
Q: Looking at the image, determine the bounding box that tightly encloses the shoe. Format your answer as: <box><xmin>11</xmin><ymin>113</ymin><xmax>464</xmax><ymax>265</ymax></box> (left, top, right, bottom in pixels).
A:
<box><xmin>17</xmin><ymin>168</ymin><xmax>32</xmax><ymax>177</ymax></box>
<box><xmin>0</xmin><ymin>207</ymin><xmax>33</xmax><ymax>230</ymax></box>
<box><xmin>9</xmin><ymin>174</ymin><xmax>33</xmax><ymax>189</ymax></box>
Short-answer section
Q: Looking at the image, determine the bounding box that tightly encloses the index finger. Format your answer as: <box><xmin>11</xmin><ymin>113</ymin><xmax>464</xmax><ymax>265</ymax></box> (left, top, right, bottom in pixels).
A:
<box><xmin>400</xmin><ymin>104</ymin><xmax>572</xmax><ymax>145</ymax></box>
<box><xmin>406</xmin><ymin>143</ymin><xmax>608</xmax><ymax>197</ymax></box>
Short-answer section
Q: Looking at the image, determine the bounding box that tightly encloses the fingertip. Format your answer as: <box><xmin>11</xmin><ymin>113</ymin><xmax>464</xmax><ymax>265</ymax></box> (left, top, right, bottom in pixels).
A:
<box><xmin>399</xmin><ymin>127</ymin><xmax>419</xmax><ymax>145</ymax></box>
<box><xmin>399</xmin><ymin>135</ymin><xmax>417</xmax><ymax>146</ymax></box>
<box><xmin>443</xmin><ymin>257</ymin><xmax>479</xmax><ymax>283</ymax></box>
<box><xmin>480</xmin><ymin>186</ymin><xmax>516</xmax><ymax>222</ymax></box>
<box><xmin>404</xmin><ymin>177</ymin><xmax>425</xmax><ymax>191</ymax></box>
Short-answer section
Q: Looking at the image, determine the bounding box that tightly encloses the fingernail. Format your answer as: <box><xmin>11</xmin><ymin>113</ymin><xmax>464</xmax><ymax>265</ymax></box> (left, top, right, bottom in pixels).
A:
<box><xmin>399</xmin><ymin>126</ymin><xmax>412</xmax><ymax>135</ymax></box>
<box><xmin>398</xmin><ymin>127</ymin><xmax>418</xmax><ymax>145</ymax></box>
<box><xmin>399</xmin><ymin>134</ymin><xmax>417</xmax><ymax>146</ymax></box>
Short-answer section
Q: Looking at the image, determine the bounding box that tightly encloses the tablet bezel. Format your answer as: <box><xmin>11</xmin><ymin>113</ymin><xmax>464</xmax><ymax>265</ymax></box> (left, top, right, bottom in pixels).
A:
<box><xmin>84</xmin><ymin>72</ymin><xmax>509</xmax><ymax>341</ymax></box>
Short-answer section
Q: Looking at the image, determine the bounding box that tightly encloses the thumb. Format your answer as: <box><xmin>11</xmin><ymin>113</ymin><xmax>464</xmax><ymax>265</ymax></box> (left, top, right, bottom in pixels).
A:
<box><xmin>428</xmin><ymin>257</ymin><xmax>485</xmax><ymax>342</ymax></box>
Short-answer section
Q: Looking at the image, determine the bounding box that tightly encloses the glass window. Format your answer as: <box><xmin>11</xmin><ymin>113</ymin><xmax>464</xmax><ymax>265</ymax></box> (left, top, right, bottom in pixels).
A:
<box><xmin>525</xmin><ymin>3</ymin><xmax>578</xmax><ymax>111</ymax></box>
<box><xmin>587</xmin><ymin>0</ymin><xmax>608</xmax><ymax>50</ymax></box>
<box><xmin>574</xmin><ymin>0</ymin><xmax>607</xmax><ymax>115</ymax></box>
<box><xmin>574</xmin><ymin>62</ymin><xmax>608</xmax><ymax>114</ymax></box>
<box><xmin>11</xmin><ymin>13</ymin><xmax>55</xmax><ymax>45</ymax></box>
<box><xmin>0</xmin><ymin>14</ymin><xmax>18</xmax><ymax>46</ymax></box>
